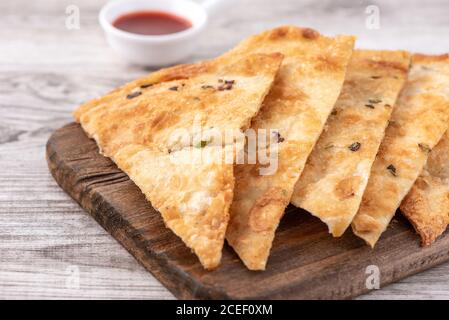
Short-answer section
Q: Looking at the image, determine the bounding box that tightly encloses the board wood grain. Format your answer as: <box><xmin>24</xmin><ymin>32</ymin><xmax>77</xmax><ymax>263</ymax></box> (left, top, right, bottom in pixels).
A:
<box><xmin>46</xmin><ymin>122</ymin><xmax>449</xmax><ymax>300</ymax></box>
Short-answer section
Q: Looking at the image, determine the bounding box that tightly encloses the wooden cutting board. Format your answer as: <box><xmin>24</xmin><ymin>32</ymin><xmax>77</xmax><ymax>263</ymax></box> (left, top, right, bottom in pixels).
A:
<box><xmin>46</xmin><ymin>122</ymin><xmax>449</xmax><ymax>300</ymax></box>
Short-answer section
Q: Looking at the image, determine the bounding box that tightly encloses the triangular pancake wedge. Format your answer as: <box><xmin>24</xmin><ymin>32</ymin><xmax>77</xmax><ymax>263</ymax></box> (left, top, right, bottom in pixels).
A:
<box><xmin>352</xmin><ymin>54</ymin><xmax>449</xmax><ymax>247</ymax></box>
<box><xmin>291</xmin><ymin>50</ymin><xmax>411</xmax><ymax>237</ymax></box>
<box><xmin>74</xmin><ymin>52</ymin><xmax>284</xmax><ymax>269</ymax></box>
<box><xmin>225</xmin><ymin>26</ymin><xmax>355</xmax><ymax>270</ymax></box>
<box><xmin>400</xmin><ymin>129</ymin><xmax>449</xmax><ymax>246</ymax></box>
<box><xmin>114</xmin><ymin>144</ymin><xmax>235</xmax><ymax>269</ymax></box>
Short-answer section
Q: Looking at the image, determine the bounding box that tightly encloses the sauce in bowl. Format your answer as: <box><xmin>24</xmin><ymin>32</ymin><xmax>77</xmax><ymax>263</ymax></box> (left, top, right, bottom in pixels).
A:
<box><xmin>113</xmin><ymin>11</ymin><xmax>192</xmax><ymax>36</ymax></box>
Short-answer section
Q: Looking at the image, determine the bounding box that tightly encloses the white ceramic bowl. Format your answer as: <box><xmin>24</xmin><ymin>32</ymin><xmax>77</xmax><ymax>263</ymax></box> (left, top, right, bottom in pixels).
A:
<box><xmin>99</xmin><ymin>0</ymin><xmax>223</xmax><ymax>66</ymax></box>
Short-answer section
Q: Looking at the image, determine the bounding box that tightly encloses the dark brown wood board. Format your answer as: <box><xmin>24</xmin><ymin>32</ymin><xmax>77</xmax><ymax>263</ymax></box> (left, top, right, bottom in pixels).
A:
<box><xmin>46</xmin><ymin>122</ymin><xmax>449</xmax><ymax>300</ymax></box>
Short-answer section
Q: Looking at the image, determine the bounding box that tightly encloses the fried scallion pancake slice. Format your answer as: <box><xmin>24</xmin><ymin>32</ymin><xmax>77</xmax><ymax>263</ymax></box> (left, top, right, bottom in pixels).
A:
<box><xmin>400</xmin><ymin>130</ymin><xmax>449</xmax><ymax>246</ymax></box>
<box><xmin>291</xmin><ymin>50</ymin><xmax>411</xmax><ymax>237</ymax></box>
<box><xmin>352</xmin><ymin>54</ymin><xmax>449</xmax><ymax>247</ymax></box>
<box><xmin>74</xmin><ymin>52</ymin><xmax>284</xmax><ymax>269</ymax></box>
<box><xmin>225</xmin><ymin>26</ymin><xmax>355</xmax><ymax>270</ymax></box>
<box><xmin>114</xmin><ymin>144</ymin><xmax>235</xmax><ymax>269</ymax></box>
<box><xmin>75</xmin><ymin>53</ymin><xmax>283</xmax><ymax>156</ymax></box>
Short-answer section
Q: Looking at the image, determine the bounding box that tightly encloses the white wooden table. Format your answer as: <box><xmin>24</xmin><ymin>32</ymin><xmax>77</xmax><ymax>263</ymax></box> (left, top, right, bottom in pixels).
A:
<box><xmin>1</xmin><ymin>0</ymin><xmax>449</xmax><ymax>299</ymax></box>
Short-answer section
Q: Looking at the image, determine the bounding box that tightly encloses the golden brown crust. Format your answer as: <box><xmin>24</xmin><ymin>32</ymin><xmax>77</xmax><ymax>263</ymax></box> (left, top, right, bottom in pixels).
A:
<box><xmin>75</xmin><ymin>52</ymin><xmax>283</xmax><ymax>154</ymax></box>
<box><xmin>114</xmin><ymin>145</ymin><xmax>235</xmax><ymax>269</ymax></box>
<box><xmin>291</xmin><ymin>50</ymin><xmax>411</xmax><ymax>237</ymax></box>
<box><xmin>400</xmin><ymin>130</ymin><xmax>449</xmax><ymax>246</ymax></box>
<box><xmin>74</xmin><ymin>50</ymin><xmax>283</xmax><ymax>269</ymax></box>
<box><xmin>225</xmin><ymin>26</ymin><xmax>355</xmax><ymax>270</ymax></box>
<box><xmin>413</xmin><ymin>53</ymin><xmax>449</xmax><ymax>63</ymax></box>
<box><xmin>352</xmin><ymin>54</ymin><xmax>449</xmax><ymax>247</ymax></box>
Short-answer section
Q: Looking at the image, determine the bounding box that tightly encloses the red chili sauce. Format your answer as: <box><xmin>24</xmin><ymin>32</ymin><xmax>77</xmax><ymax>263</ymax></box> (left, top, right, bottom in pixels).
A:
<box><xmin>113</xmin><ymin>11</ymin><xmax>192</xmax><ymax>36</ymax></box>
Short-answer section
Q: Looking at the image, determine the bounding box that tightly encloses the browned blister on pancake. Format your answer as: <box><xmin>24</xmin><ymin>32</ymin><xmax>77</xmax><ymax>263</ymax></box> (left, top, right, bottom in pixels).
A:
<box><xmin>401</xmin><ymin>130</ymin><xmax>449</xmax><ymax>246</ymax></box>
<box><xmin>291</xmin><ymin>50</ymin><xmax>411</xmax><ymax>237</ymax></box>
<box><xmin>352</xmin><ymin>54</ymin><xmax>449</xmax><ymax>247</ymax></box>
<box><xmin>74</xmin><ymin>51</ymin><xmax>284</xmax><ymax>269</ymax></box>
<box><xmin>225</xmin><ymin>26</ymin><xmax>355</xmax><ymax>270</ymax></box>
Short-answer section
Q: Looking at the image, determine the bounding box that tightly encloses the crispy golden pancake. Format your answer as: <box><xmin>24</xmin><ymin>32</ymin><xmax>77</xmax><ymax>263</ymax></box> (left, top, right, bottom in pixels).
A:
<box><xmin>291</xmin><ymin>50</ymin><xmax>411</xmax><ymax>237</ymax></box>
<box><xmin>225</xmin><ymin>26</ymin><xmax>355</xmax><ymax>270</ymax></box>
<box><xmin>74</xmin><ymin>52</ymin><xmax>283</xmax><ymax>269</ymax></box>
<box><xmin>352</xmin><ymin>54</ymin><xmax>449</xmax><ymax>247</ymax></box>
<box><xmin>401</xmin><ymin>130</ymin><xmax>449</xmax><ymax>246</ymax></box>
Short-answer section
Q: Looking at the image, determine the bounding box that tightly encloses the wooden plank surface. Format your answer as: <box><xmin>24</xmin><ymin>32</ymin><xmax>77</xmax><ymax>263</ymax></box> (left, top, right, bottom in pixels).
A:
<box><xmin>45</xmin><ymin>123</ymin><xmax>449</xmax><ymax>299</ymax></box>
<box><xmin>1</xmin><ymin>0</ymin><xmax>449</xmax><ymax>299</ymax></box>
